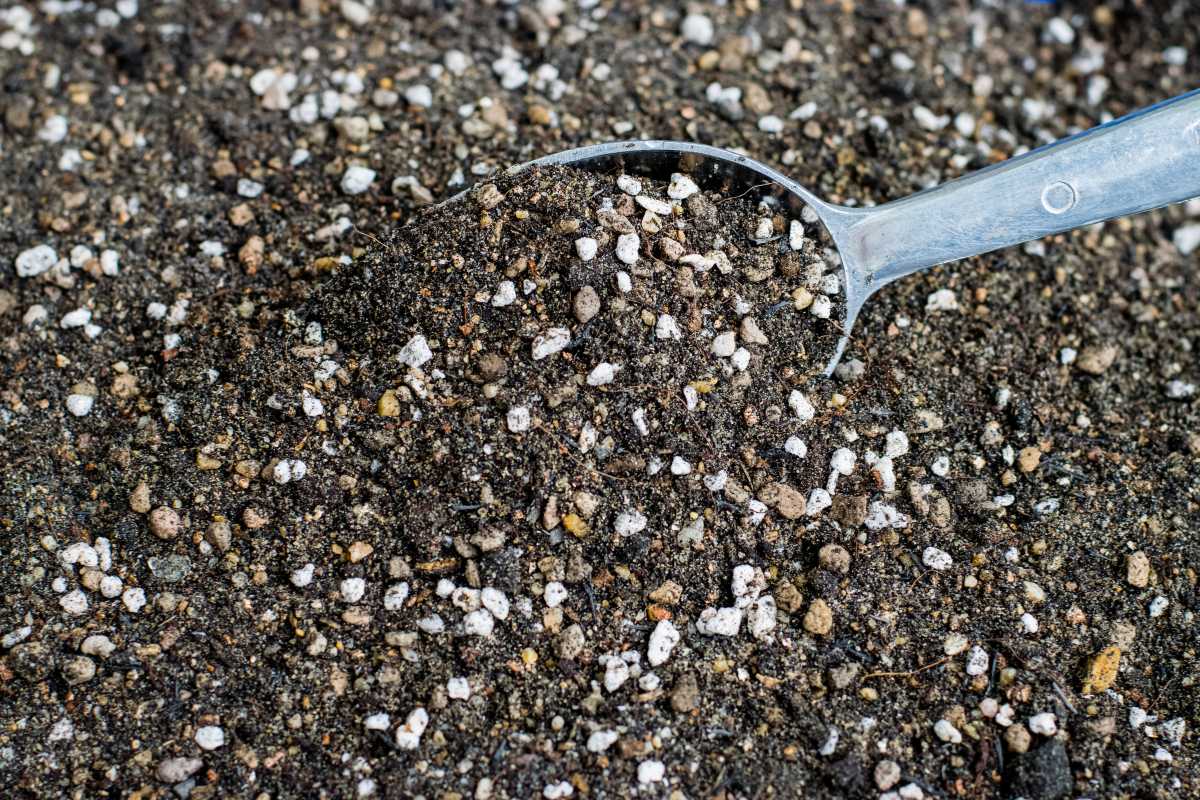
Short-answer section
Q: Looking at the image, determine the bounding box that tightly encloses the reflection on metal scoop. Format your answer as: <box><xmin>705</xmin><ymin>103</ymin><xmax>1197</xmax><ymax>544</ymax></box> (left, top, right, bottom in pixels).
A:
<box><xmin>515</xmin><ymin>88</ymin><xmax>1200</xmax><ymax>374</ymax></box>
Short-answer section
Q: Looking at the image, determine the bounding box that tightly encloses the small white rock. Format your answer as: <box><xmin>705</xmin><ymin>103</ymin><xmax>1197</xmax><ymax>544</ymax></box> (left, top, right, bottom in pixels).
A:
<box><xmin>614</xmin><ymin>509</ymin><xmax>648</xmax><ymax>536</ymax></box>
<box><xmin>926</xmin><ymin>289</ymin><xmax>959</xmax><ymax>312</ymax></box>
<box><xmin>617</xmin><ymin>175</ymin><xmax>642</xmax><ymax>195</ymax></box>
<box><xmin>340</xmin><ymin>577</ymin><xmax>366</xmax><ymax>603</ymax></box>
<box><xmin>587</xmin><ymin>729</ymin><xmax>619</xmax><ymax>753</ymax></box>
<box><xmin>15</xmin><ymin>245</ymin><xmax>59</xmax><ymax>278</ymax></box>
<box><xmin>587</xmin><ymin>362</ymin><xmax>619</xmax><ymax>386</ymax></box>
<box><xmin>399</xmin><ymin>334</ymin><xmax>433</xmax><ymax>368</ymax></box>
<box><xmin>1028</xmin><ymin>712</ymin><xmax>1057</xmax><ymax>736</ymax></box>
<box><xmin>447</xmin><ymin>677</ymin><xmax>471</xmax><ymax>700</ymax></box>
<box><xmin>647</xmin><ymin>620</ymin><xmax>680</xmax><ymax>667</ymax></box>
<box><xmin>341</xmin><ymin>165</ymin><xmax>377</xmax><ymax>195</ymax></box>
<box><xmin>195</xmin><ymin>726</ymin><xmax>225</xmax><ymax>750</ymax></box>
<box><xmin>405</xmin><ymin>84</ymin><xmax>433</xmax><ymax>108</ymax></box>
<box><xmin>383</xmin><ymin>582</ymin><xmax>410</xmax><ymax>610</ymax></box>
<box><xmin>667</xmin><ymin>172</ymin><xmax>700</xmax><ymax>200</ymax></box>
<box><xmin>965</xmin><ymin>645</ymin><xmax>990</xmax><ymax>676</ymax></box>
<box><xmin>463</xmin><ymin>608</ymin><xmax>494</xmax><ymax>636</ymax></box>
<box><xmin>491</xmin><ymin>280</ymin><xmax>517</xmax><ymax>307</ymax></box>
<box><xmin>544</xmin><ymin>581</ymin><xmax>567</xmax><ymax>608</ymax></box>
<box><xmin>290</xmin><ymin>563</ymin><xmax>315</xmax><ymax>588</ymax></box>
<box><xmin>922</xmin><ymin>547</ymin><xmax>953</xmax><ymax>571</ymax></box>
<box><xmin>394</xmin><ymin>708</ymin><xmax>429</xmax><ymax>750</ymax></box>
<box><xmin>655</xmin><ymin>314</ymin><xmax>682</xmax><ymax>340</ymax></box>
<box><xmin>711</xmin><ymin>330</ymin><xmax>737</xmax><ymax>357</ymax></box>
<box><xmin>789</xmin><ymin>390</ymin><xmax>815</xmax><ymax>422</ymax></box>
<box><xmin>696</xmin><ymin>606</ymin><xmax>742</xmax><ymax>637</ymax></box>
<box><xmin>482</xmin><ymin>587</ymin><xmax>510</xmax><ymax>620</ymax></box>
<box><xmin>574</xmin><ymin>237</ymin><xmax>599</xmax><ymax>261</ymax></box>
<box><xmin>934</xmin><ymin>719</ymin><xmax>962</xmax><ymax>744</ymax></box>
<box><xmin>603</xmin><ymin>656</ymin><xmax>630</xmax><ymax>692</ymax></box>
<box><xmin>615</xmin><ymin>233</ymin><xmax>640</xmax><ymax>265</ymax></box>
<box><xmin>65</xmin><ymin>394</ymin><xmax>94</xmax><ymax>417</ymax></box>
<box><xmin>506</xmin><ymin>406</ymin><xmax>531</xmax><ymax>433</ymax></box>
<box><xmin>680</xmin><ymin>13</ymin><xmax>714</xmax><ymax>46</ymax></box>
<box><xmin>638</xmin><ymin>760</ymin><xmax>666</xmax><ymax>785</ymax></box>
<box><xmin>122</xmin><ymin>587</ymin><xmax>146</xmax><ymax>613</ymax></box>
<box><xmin>59</xmin><ymin>589</ymin><xmax>88</xmax><ymax>616</ymax></box>
<box><xmin>363</xmin><ymin>713</ymin><xmax>391</xmax><ymax>731</ymax></box>
<box><xmin>532</xmin><ymin>328</ymin><xmax>571</xmax><ymax>360</ymax></box>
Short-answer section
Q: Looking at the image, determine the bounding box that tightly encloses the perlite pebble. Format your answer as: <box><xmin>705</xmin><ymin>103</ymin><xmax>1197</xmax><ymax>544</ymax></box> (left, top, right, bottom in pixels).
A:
<box><xmin>399</xmin><ymin>334</ymin><xmax>433</xmax><ymax>368</ymax></box>
<box><xmin>65</xmin><ymin>393</ymin><xmax>95</xmax><ymax>417</ymax></box>
<box><xmin>194</xmin><ymin>726</ymin><xmax>225</xmax><ymax>750</ymax></box>
<box><xmin>587</xmin><ymin>363</ymin><xmax>619</xmax><ymax>386</ymax></box>
<box><xmin>926</xmin><ymin>289</ymin><xmax>959</xmax><ymax>312</ymax></box>
<box><xmin>463</xmin><ymin>608</ymin><xmax>494</xmax><ymax>636</ymax></box>
<box><xmin>670</xmin><ymin>456</ymin><xmax>691</xmax><ymax>475</ymax></box>
<box><xmin>1028</xmin><ymin>712</ymin><xmax>1057</xmax><ymax>736</ymax></box>
<box><xmin>614</xmin><ymin>509</ymin><xmax>647</xmax><ymax>536</ymax></box>
<box><xmin>532</xmin><ymin>328</ymin><xmax>571</xmax><ymax>360</ymax></box>
<box><xmin>807</xmin><ymin>488</ymin><xmax>832</xmax><ymax>516</ymax></box>
<box><xmin>394</xmin><ymin>708</ymin><xmax>429</xmax><ymax>749</ymax></box>
<box><xmin>922</xmin><ymin>547</ymin><xmax>953</xmax><ymax>571</ymax></box>
<box><xmin>544</xmin><ymin>581</ymin><xmax>567</xmax><ymax>608</ymax></box>
<box><xmin>122</xmin><ymin>587</ymin><xmax>146</xmax><ymax>613</ymax></box>
<box><xmin>603</xmin><ymin>656</ymin><xmax>629</xmax><ymax>691</ymax></box>
<box><xmin>615</xmin><ymin>233</ymin><xmax>640</xmax><ymax>265</ymax></box>
<box><xmin>506</xmin><ymin>406</ymin><xmax>531</xmax><ymax>433</ymax></box>
<box><xmin>491</xmin><ymin>281</ymin><xmax>516</xmax><ymax>307</ymax></box>
<box><xmin>481</xmin><ymin>588</ymin><xmax>509</xmax><ymax>619</ymax></box>
<box><xmin>17</xmin><ymin>247</ymin><xmax>58</xmax><ymax>277</ymax></box>
<box><xmin>363</xmin><ymin>713</ymin><xmax>390</xmax><ymax>731</ymax></box>
<box><xmin>405</xmin><ymin>84</ymin><xmax>433</xmax><ymax>108</ymax></box>
<box><xmin>696</xmin><ymin>606</ymin><xmax>742</xmax><ymax>636</ymax></box>
<box><xmin>587</xmin><ymin>729</ymin><xmax>619</xmax><ymax>753</ymax></box>
<box><xmin>574</xmin><ymin>237</ymin><xmax>598</xmax><ymax>261</ymax></box>
<box><xmin>667</xmin><ymin>172</ymin><xmax>699</xmax><ymax>199</ymax></box>
<box><xmin>340</xmin><ymin>577</ymin><xmax>366</xmax><ymax>603</ymax></box>
<box><xmin>789</xmin><ymin>390</ymin><xmax>815</xmax><ymax>422</ymax></box>
<box><xmin>383</xmin><ymin>582</ymin><xmax>410</xmax><ymax>610</ymax></box>
<box><xmin>436</xmin><ymin>677</ymin><xmax>468</xmax><ymax>704</ymax></box>
<box><xmin>290</xmin><ymin>563</ymin><xmax>315</xmax><ymax>588</ymax></box>
<box><xmin>711</xmin><ymin>330</ymin><xmax>737</xmax><ymax>357</ymax></box>
<box><xmin>59</xmin><ymin>589</ymin><xmax>88</xmax><ymax>615</ymax></box>
<box><xmin>637</xmin><ymin>760</ymin><xmax>666</xmax><ymax>785</ymax></box>
<box><xmin>965</xmin><ymin>645</ymin><xmax>990</xmax><ymax>676</ymax></box>
<box><xmin>934</xmin><ymin>719</ymin><xmax>962</xmax><ymax>744</ymax></box>
<box><xmin>647</xmin><ymin>619</ymin><xmax>680</xmax><ymax>666</ymax></box>
<box><xmin>341</xmin><ymin>165</ymin><xmax>376</xmax><ymax>195</ymax></box>
<box><xmin>679</xmin><ymin>13</ymin><xmax>714</xmax><ymax>45</ymax></box>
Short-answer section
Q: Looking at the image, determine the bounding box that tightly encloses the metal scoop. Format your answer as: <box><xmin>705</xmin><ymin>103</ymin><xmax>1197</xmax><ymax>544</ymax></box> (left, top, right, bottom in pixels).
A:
<box><xmin>518</xmin><ymin>88</ymin><xmax>1200</xmax><ymax>373</ymax></box>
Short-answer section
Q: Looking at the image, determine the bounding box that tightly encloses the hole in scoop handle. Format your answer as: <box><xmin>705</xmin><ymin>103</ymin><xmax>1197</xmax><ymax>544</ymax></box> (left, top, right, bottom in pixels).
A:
<box><xmin>839</xmin><ymin>88</ymin><xmax>1200</xmax><ymax>288</ymax></box>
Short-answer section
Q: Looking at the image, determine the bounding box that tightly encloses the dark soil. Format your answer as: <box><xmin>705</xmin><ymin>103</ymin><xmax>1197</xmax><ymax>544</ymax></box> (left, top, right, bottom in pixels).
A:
<box><xmin>1</xmin><ymin>2</ymin><xmax>1197</xmax><ymax>800</ymax></box>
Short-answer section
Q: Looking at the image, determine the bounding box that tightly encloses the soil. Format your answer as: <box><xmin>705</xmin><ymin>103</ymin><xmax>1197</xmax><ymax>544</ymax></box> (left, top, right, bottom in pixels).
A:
<box><xmin>1</xmin><ymin>2</ymin><xmax>1198</xmax><ymax>800</ymax></box>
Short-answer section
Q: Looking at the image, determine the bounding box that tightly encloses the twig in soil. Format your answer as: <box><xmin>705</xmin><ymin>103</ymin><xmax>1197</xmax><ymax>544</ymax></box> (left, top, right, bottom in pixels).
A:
<box><xmin>861</xmin><ymin>654</ymin><xmax>952</xmax><ymax>681</ymax></box>
<box><xmin>718</xmin><ymin>181</ymin><xmax>773</xmax><ymax>204</ymax></box>
<box><xmin>531</xmin><ymin>423</ymin><xmax>623</xmax><ymax>482</ymax></box>
<box><xmin>1052</xmin><ymin>680</ymin><xmax>1077</xmax><ymax>715</ymax></box>
<box><xmin>352</xmin><ymin>226</ymin><xmax>395</xmax><ymax>255</ymax></box>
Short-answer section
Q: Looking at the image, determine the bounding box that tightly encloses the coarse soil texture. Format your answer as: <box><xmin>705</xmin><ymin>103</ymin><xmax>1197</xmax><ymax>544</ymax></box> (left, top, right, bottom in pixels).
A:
<box><xmin>1</xmin><ymin>2</ymin><xmax>1198</xmax><ymax>800</ymax></box>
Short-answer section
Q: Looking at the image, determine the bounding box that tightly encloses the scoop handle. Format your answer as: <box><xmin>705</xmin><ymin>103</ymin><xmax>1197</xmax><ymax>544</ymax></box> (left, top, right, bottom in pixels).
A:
<box><xmin>837</xmin><ymin>88</ymin><xmax>1200</xmax><ymax>289</ymax></box>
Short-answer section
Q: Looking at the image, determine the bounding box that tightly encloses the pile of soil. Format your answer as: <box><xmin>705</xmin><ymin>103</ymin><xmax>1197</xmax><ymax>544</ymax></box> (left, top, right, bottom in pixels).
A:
<box><xmin>1</xmin><ymin>2</ymin><xmax>1197</xmax><ymax>799</ymax></box>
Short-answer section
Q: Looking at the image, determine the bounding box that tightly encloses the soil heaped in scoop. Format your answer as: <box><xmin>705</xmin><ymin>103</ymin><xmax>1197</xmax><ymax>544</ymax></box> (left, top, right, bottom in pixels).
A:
<box><xmin>317</xmin><ymin>163</ymin><xmax>848</xmax><ymax>516</ymax></box>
